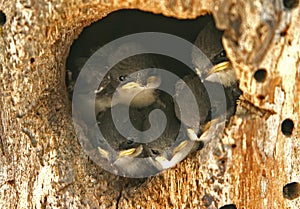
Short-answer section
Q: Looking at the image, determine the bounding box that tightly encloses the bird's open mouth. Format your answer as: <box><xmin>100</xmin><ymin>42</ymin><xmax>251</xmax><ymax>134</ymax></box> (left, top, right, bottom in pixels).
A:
<box><xmin>207</xmin><ymin>61</ymin><xmax>231</xmax><ymax>76</ymax></box>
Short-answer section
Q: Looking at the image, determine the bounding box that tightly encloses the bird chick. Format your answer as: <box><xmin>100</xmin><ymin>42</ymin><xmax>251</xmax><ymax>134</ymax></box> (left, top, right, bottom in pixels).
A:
<box><xmin>141</xmin><ymin>91</ymin><xmax>185</xmax><ymax>161</ymax></box>
<box><xmin>96</xmin><ymin>103</ymin><xmax>145</xmax><ymax>163</ymax></box>
<box><xmin>193</xmin><ymin>18</ymin><xmax>242</xmax><ymax>119</ymax></box>
<box><xmin>96</xmin><ymin>88</ymin><xmax>197</xmax><ymax>171</ymax></box>
<box><xmin>192</xmin><ymin>18</ymin><xmax>237</xmax><ymax>87</ymax></box>
<box><xmin>174</xmin><ymin>74</ymin><xmax>228</xmax><ymax>143</ymax></box>
<box><xmin>176</xmin><ymin>18</ymin><xmax>242</xmax><ymax>143</ymax></box>
<box><xmin>174</xmin><ymin>74</ymin><xmax>210</xmax><ymax>136</ymax></box>
<box><xmin>95</xmin><ymin>42</ymin><xmax>161</xmax><ymax>115</ymax></box>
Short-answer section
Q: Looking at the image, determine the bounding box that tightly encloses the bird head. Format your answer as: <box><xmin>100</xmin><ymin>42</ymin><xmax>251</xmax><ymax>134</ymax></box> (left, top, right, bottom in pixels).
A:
<box><xmin>95</xmin><ymin>43</ymin><xmax>161</xmax><ymax>113</ymax></box>
<box><xmin>192</xmin><ymin>18</ymin><xmax>235</xmax><ymax>87</ymax></box>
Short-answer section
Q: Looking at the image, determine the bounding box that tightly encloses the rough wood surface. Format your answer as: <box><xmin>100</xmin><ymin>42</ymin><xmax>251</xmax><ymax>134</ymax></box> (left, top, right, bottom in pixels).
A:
<box><xmin>0</xmin><ymin>0</ymin><xmax>299</xmax><ymax>208</ymax></box>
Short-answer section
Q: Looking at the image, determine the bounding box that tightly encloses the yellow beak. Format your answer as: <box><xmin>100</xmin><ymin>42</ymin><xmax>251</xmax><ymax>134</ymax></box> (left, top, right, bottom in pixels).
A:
<box><xmin>172</xmin><ymin>140</ymin><xmax>189</xmax><ymax>156</ymax></box>
<box><xmin>121</xmin><ymin>82</ymin><xmax>141</xmax><ymax>90</ymax></box>
<box><xmin>207</xmin><ymin>61</ymin><xmax>230</xmax><ymax>76</ymax></box>
<box><xmin>203</xmin><ymin>118</ymin><xmax>220</xmax><ymax>132</ymax></box>
<box><xmin>97</xmin><ymin>147</ymin><xmax>109</xmax><ymax>160</ymax></box>
<box><xmin>118</xmin><ymin>145</ymin><xmax>143</xmax><ymax>158</ymax></box>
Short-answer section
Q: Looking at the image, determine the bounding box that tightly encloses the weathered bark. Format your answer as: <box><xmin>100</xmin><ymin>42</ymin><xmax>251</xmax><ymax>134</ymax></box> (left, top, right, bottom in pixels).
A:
<box><xmin>0</xmin><ymin>0</ymin><xmax>299</xmax><ymax>208</ymax></box>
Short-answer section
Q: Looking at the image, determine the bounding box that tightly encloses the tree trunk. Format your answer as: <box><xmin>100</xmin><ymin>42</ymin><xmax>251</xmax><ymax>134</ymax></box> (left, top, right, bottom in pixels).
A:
<box><xmin>0</xmin><ymin>0</ymin><xmax>299</xmax><ymax>208</ymax></box>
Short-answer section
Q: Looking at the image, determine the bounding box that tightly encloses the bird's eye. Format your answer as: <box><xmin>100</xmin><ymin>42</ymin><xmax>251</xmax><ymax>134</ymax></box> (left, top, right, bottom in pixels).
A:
<box><xmin>151</xmin><ymin>149</ymin><xmax>160</xmax><ymax>156</ymax></box>
<box><xmin>119</xmin><ymin>75</ymin><xmax>126</xmax><ymax>81</ymax></box>
<box><xmin>127</xmin><ymin>140</ymin><xmax>134</xmax><ymax>145</ymax></box>
<box><xmin>220</xmin><ymin>50</ymin><xmax>226</xmax><ymax>57</ymax></box>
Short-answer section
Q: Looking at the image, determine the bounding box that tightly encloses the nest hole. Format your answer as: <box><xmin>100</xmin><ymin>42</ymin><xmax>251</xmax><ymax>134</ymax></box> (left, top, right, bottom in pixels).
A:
<box><xmin>281</xmin><ymin>118</ymin><xmax>294</xmax><ymax>136</ymax></box>
<box><xmin>254</xmin><ymin>68</ymin><xmax>267</xmax><ymax>82</ymax></box>
<box><xmin>30</xmin><ymin>57</ymin><xmax>35</xmax><ymax>64</ymax></box>
<box><xmin>0</xmin><ymin>10</ymin><xmax>6</xmax><ymax>26</ymax></box>
<box><xmin>283</xmin><ymin>0</ymin><xmax>299</xmax><ymax>9</ymax></box>
<box><xmin>257</xmin><ymin>94</ymin><xmax>265</xmax><ymax>100</ymax></box>
<box><xmin>66</xmin><ymin>9</ymin><xmax>241</xmax><ymax>179</ymax></box>
<box><xmin>219</xmin><ymin>204</ymin><xmax>237</xmax><ymax>209</ymax></box>
<box><xmin>283</xmin><ymin>182</ymin><xmax>300</xmax><ymax>200</ymax></box>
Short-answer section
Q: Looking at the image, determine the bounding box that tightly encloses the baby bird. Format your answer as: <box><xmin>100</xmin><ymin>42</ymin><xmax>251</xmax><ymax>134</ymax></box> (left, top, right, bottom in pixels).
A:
<box><xmin>175</xmin><ymin>18</ymin><xmax>241</xmax><ymax>143</ymax></box>
<box><xmin>96</xmin><ymin>91</ymin><xmax>190</xmax><ymax>173</ymax></box>
<box><xmin>97</xmin><ymin>90</ymin><xmax>188</xmax><ymax>164</ymax></box>
<box><xmin>192</xmin><ymin>18</ymin><xmax>237</xmax><ymax>87</ymax></box>
<box><xmin>95</xmin><ymin>42</ymin><xmax>162</xmax><ymax>115</ymax></box>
